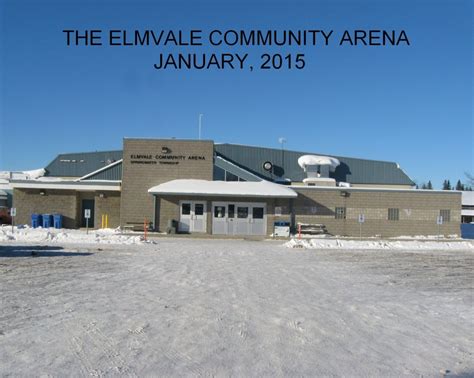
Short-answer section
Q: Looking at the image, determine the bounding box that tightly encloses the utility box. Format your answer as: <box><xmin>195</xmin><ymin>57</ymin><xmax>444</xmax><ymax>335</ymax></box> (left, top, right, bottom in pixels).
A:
<box><xmin>274</xmin><ymin>221</ymin><xmax>290</xmax><ymax>237</ymax></box>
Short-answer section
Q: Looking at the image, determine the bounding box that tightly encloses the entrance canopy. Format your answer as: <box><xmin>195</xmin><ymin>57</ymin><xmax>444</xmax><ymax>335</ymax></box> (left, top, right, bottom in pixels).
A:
<box><xmin>148</xmin><ymin>179</ymin><xmax>297</xmax><ymax>198</ymax></box>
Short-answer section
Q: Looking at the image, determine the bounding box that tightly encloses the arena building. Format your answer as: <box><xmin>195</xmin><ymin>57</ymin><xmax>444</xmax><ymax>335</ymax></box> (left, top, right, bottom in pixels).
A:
<box><xmin>8</xmin><ymin>138</ymin><xmax>461</xmax><ymax>237</ymax></box>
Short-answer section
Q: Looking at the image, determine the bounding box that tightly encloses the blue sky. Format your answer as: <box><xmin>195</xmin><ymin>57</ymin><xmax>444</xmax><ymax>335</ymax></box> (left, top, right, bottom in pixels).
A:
<box><xmin>0</xmin><ymin>0</ymin><xmax>472</xmax><ymax>188</ymax></box>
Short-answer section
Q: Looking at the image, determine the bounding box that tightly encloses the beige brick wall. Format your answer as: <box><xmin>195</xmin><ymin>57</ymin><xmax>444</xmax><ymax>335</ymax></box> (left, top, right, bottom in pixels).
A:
<box><xmin>120</xmin><ymin>139</ymin><xmax>214</xmax><ymax>227</ymax></box>
<box><xmin>292</xmin><ymin>188</ymin><xmax>461</xmax><ymax>237</ymax></box>
<box><xmin>95</xmin><ymin>192</ymin><xmax>121</xmax><ymax>228</ymax></box>
<box><xmin>13</xmin><ymin>188</ymin><xmax>79</xmax><ymax>229</ymax></box>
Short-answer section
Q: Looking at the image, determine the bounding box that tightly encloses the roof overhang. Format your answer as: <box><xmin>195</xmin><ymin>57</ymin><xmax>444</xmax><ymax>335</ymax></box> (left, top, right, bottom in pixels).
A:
<box><xmin>10</xmin><ymin>180</ymin><xmax>121</xmax><ymax>191</ymax></box>
<box><xmin>149</xmin><ymin>179</ymin><xmax>297</xmax><ymax>198</ymax></box>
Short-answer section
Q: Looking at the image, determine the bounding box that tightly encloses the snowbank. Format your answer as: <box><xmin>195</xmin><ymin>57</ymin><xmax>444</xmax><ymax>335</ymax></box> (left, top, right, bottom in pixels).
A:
<box><xmin>0</xmin><ymin>226</ymin><xmax>155</xmax><ymax>245</ymax></box>
<box><xmin>286</xmin><ymin>238</ymin><xmax>474</xmax><ymax>251</ymax></box>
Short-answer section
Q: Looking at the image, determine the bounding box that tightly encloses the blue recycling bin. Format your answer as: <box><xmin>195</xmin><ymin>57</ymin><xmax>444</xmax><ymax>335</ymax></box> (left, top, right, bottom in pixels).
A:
<box><xmin>31</xmin><ymin>214</ymin><xmax>42</xmax><ymax>228</ymax></box>
<box><xmin>53</xmin><ymin>214</ymin><xmax>63</xmax><ymax>229</ymax></box>
<box><xmin>42</xmin><ymin>214</ymin><xmax>53</xmax><ymax>228</ymax></box>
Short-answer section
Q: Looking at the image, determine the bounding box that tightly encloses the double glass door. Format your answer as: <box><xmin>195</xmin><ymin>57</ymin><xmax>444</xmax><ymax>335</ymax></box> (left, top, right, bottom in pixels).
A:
<box><xmin>179</xmin><ymin>201</ymin><xmax>206</xmax><ymax>233</ymax></box>
<box><xmin>213</xmin><ymin>202</ymin><xmax>266</xmax><ymax>235</ymax></box>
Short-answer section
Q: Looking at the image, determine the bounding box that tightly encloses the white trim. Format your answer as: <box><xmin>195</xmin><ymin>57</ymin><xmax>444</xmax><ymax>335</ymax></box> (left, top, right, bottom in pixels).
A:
<box><xmin>291</xmin><ymin>185</ymin><xmax>462</xmax><ymax>195</ymax></box>
<box><xmin>76</xmin><ymin>159</ymin><xmax>123</xmax><ymax>181</ymax></box>
<box><xmin>10</xmin><ymin>181</ymin><xmax>121</xmax><ymax>191</ymax></box>
<box><xmin>149</xmin><ymin>179</ymin><xmax>297</xmax><ymax>198</ymax></box>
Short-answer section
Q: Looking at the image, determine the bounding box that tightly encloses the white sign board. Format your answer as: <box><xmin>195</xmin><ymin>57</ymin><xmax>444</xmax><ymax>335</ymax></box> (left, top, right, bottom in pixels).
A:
<box><xmin>437</xmin><ymin>215</ymin><xmax>443</xmax><ymax>225</ymax></box>
<box><xmin>358</xmin><ymin>214</ymin><xmax>365</xmax><ymax>223</ymax></box>
<box><xmin>10</xmin><ymin>208</ymin><xmax>16</xmax><ymax>217</ymax></box>
<box><xmin>275</xmin><ymin>207</ymin><xmax>282</xmax><ymax>217</ymax></box>
<box><xmin>84</xmin><ymin>209</ymin><xmax>91</xmax><ymax>219</ymax></box>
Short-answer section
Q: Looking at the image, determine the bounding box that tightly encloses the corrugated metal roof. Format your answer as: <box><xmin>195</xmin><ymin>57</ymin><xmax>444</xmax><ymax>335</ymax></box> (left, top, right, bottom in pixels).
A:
<box><xmin>43</xmin><ymin>143</ymin><xmax>414</xmax><ymax>186</ymax></box>
<box><xmin>214</xmin><ymin>144</ymin><xmax>414</xmax><ymax>185</ymax></box>
<box><xmin>45</xmin><ymin>150</ymin><xmax>123</xmax><ymax>177</ymax></box>
<box><xmin>81</xmin><ymin>160</ymin><xmax>123</xmax><ymax>181</ymax></box>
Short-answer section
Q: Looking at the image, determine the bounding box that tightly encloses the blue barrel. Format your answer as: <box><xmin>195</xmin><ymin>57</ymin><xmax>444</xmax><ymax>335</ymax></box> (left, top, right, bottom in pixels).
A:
<box><xmin>42</xmin><ymin>214</ymin><xmax>53</xmax><ymax>228</ymax></box>
<box><xmin>53</xmin><ymin>214</ymin><xmax>63</xmax><ymax>229</ymax></box>
<box><xmin>31</xmin><ymin>214</ymin><xmax>42</xmax><ymax>228</ymax></box>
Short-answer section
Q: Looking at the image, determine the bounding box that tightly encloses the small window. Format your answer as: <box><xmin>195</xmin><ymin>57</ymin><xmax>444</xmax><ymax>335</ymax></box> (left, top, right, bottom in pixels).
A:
<box><xmin>252</xmin><ymin>207</ymin><xmax>264</xmax><ymax>219</ymax></box>
<box><xmin>237</xmin><ymin>207</ymin><xmax>249</xmax><ymax>218</ymax></box>
<box><xmin>226</xmin><ymin>172</ymin><xmax>239</xmax><ymax>182</ymax></box>
<box><xmin>214</xmin><ymin>206</ymin><xmax>226</xmax><ymax>218</ymax></box>
<box><xmin>194</xmin><ymin>204</ymin><xmax>204</xmax><ymax>216</ymax></box>
<box><xmin>388</xmin><ymin>208</ymin><xmax>399</xmax><ymax>221</ymax></box>
<box><xmin>440</xmin><ymin>209</ymin><xmax>451</xmax><ymax>222</ymax></box>
<box><xmin>335</xmin><ymin>207</ymin><xmax>346</xmax><ymax>219</ymax></box>
<box><xmin>181</xmin><ymin>203</ymin><xmax>191</xmax><ymax>215</ymax></box>
<box><xmin>228</xmin><ymin>205</ymin><xmax>235</xmax><ymax>218</ymax></box>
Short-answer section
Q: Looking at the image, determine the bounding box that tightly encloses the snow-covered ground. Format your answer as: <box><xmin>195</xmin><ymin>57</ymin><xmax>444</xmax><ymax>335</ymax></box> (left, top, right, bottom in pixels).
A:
<box><xmin>1</xmin><ymin>234</ymin><xmax>473</xmax><ymax>376</ymax></box>
<box><xmin>0</xmin><ymin>225</ymin><xmax>153</xmax><ymax>245</ymax></box>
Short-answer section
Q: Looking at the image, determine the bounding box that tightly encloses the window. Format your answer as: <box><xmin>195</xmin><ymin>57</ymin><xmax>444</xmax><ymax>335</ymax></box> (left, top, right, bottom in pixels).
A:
<box><xmin>252</xmin><ymin>207</ymin><xmax>264</xmax><ymax>219</ymax></box>
<box><xmin>214</xmin><ymin>206</ymin><xmax>226</xmax><ymax>218</ymax></box>
<box><xmin>226</xmin><ymin>172</ymin><xmax>239</xmax><ymax>182</ymax></box>
<box><xmin>228</xmin><ymin>205</ymin><xmax>235</xmax><ymax>218</ymax></box>
<box><xmin>388</xmin><ymin>208</ymin><xmax>399</xmax><ymax>221</ymax></box>
<box><xmin>213</xmin><ymin>166</ymin><xmax>226</xmax><ymax>181</ymax></box>
<box><xmin>440</xmin><ymin>209</ymin><xmax>451</xmax><ymax>222</ymax></box>
<box><xmin>181</xmin><ymin>203</ymin><xmax>191</xmax><ymax>215</ymax></box>
<box><xmin>335</xmin><ymin>207</ymin><xmax>346</xmax><ymax>219</ymax></box>
<box><xmin>237</xmin><ymin>207</ymin><xmax>249</xmax><ymax>218</ymax></box>
<box><xmin>194</xmin><ymin>204</ymin><xmax>204</xmax><ymax>216</ymax></box>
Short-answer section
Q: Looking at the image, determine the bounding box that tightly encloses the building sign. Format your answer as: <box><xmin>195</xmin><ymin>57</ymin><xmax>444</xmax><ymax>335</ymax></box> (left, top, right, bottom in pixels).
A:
<box><xmin>130</xmin><ymin>146</ymin><xmax>206</xmax><ymax>165</ymax></box>
<box><xmin>358</xmin><ymin>214</ymin><xmax>365</xmax><ymax>223</ymax></box>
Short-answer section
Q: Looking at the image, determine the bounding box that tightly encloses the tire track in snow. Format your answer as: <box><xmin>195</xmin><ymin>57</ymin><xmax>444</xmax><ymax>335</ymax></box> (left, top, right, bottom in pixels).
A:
<box><xmin>65</xmin><ymin>320</ymin><xmax>137</xmax><ymax>377</ymax></box>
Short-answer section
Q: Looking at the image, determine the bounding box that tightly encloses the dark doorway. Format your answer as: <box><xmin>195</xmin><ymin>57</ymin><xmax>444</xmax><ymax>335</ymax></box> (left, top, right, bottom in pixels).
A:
<box><xmin>81</xmin><ymin>199</ymin><xmax>95</xmax><ymax>228</ymax></box>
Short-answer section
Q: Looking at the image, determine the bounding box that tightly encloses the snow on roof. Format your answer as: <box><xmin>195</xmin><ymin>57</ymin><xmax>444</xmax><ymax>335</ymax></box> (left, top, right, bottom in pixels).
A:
<box><xmin>0</xmin><ymin>168</ymin><xmax>46</xmax><ymax>180</ymax></box>
<box><xmin>297</xmin><ymin>155</ymin><xmax>340</xmax><ymax>170</ymax></box>
<box><xmin>148</xmin><ymin>179</ymin><xmax>298</xmax><ymax>198</ymax></box>
<box><xmin>462</xmin><ymin>191</ymin><xmax>474</xmax><ymax>206</ymax></box>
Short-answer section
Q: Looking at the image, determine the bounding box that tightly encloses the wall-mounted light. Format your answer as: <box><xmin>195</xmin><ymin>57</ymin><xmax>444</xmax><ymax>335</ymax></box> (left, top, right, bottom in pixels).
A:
<box><xmin>99</xmin><ymin>193</ymin><xmax>105</xmax><ymax>198</ymax></box>
<box><xmin>340</xmin><ymin>191</ymin><xmax>350</xmax><ymax>197</ymax></box>
<box><xmin>263</xmin><ymin>161</ymin><xmax>273</xmax><ymax>172</ymax></box>
<box><xmin>39</xmin><ymin>190</ymin><xmax>46</xmax><ymax>196</ymax></box>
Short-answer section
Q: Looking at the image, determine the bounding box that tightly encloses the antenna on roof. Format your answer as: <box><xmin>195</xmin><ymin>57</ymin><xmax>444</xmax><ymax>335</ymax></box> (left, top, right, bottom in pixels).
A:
<box><xmin>198</xmin><ymin>114</ymin><xmax>204</xmax><ymax>140</ymax></box>
<box><xmin>279</xmin><ymin>137</ymin><xmax>287</xmax><ymax>169</ymax></box>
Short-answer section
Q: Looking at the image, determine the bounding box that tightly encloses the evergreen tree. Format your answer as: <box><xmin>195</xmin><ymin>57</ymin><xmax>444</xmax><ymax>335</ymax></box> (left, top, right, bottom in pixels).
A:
<box><xmin>455</xmin><ymin>180</ymin><xmax>464</xmax><ymax>191</ymax></box>
<box><xmin>427</xmin><ymin>180</ymin><xmax>433</xmax><ymax>190</ymax></box>
<box><xmin>421</xmin><ymin>183</ymin><xmax>427</xmax><ymax>189</ymax></box>
<box><xmin>442</xmin><ymin>180</ymin><xmax>451</xmax><ymax>190</ymax></box>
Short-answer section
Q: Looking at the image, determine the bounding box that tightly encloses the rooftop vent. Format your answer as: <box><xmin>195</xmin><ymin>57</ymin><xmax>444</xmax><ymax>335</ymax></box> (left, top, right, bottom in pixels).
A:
<box><xmin>298</xmin><ymin>155</ymin><xmax>340</xmax><ymax>186</ymax></box>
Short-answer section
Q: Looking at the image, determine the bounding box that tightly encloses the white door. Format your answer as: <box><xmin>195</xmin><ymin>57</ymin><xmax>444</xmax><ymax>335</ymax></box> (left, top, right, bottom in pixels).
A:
<box><xmin>250</xmin><ymin>205</ymin><xmax>266</xmax><ymax>235</ymax></box>
<box><xmin>179</xmin><ymin>202</ymin><xmax>192</xmax><ymax>232</ymax></box>
<box><xmin>212</xmin><ymin>203</ymin><xmax>227</xmax><ymax>235</ymax></box>
<box><xmin>234</xmin><ymin>205</ymin><xmax>250</xmax><ymax>235</ymax></box>
<box><xmin>192</xmin><ymin>202</ymin><xmax>206</xmax><ymax>233</ymax></box>
<box><xmin>179</xmin><ymin>201</ymin><xmax>206</xmax><ymax>233</ymax></box>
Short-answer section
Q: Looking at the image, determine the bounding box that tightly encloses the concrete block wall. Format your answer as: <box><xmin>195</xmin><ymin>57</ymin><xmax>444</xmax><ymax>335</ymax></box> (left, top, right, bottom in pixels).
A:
<box><xmin>120</xmin><ymin>139</ymin><xmax>214</xmax><ymax>227</ymax></box>
<box><xmin>292</xmin><ymin>188</ymin><xmax>461</xmax><ymax>237</ymax></box>
<box><xmin>95</xmin><ymin>192</ymin><xmax>121</xmax><ymax>228</ymax></box>
<box><xmin>13</xmin><ymin>188</ymin><xmax>79</xmax><ymax>229</ymax></box>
